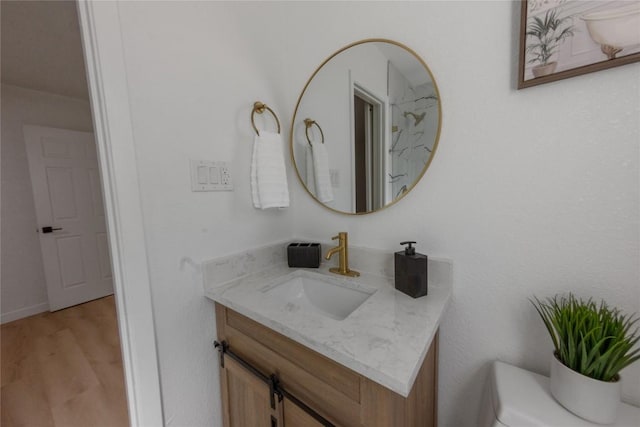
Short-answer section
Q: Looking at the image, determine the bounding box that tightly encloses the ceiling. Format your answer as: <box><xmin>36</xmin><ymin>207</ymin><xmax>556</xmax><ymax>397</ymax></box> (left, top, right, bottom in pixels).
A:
<box><xmin>1</xmin><ymin>0</ymin><xmax>89</xmax><ymax>99</ymax></box>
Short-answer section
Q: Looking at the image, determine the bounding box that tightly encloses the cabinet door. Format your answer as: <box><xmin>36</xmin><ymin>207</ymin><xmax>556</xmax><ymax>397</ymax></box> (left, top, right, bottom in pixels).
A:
<box><xmin>282</xmin><ymin>397</ymin><xmax>324</xmax><ymax>427</ymax></box>
<box><xmin>220</xmin><ymin>356</ymin><xmax>275</xmax><ymax>427</ymax></box>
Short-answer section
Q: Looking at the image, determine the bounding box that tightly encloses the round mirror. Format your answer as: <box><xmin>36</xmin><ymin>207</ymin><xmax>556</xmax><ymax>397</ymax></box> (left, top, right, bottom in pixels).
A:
<box><xmin>290</xmin><ymin>39</ymin><xmax>441</xmax><ymax>215</ymax></box>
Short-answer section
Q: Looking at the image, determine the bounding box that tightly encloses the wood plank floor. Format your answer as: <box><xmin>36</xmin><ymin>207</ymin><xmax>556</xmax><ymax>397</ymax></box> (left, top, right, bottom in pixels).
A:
<box><xmin>1</xmin><ymin>296</ymin><xmax>129</xmax><ymax>427</ymax></box>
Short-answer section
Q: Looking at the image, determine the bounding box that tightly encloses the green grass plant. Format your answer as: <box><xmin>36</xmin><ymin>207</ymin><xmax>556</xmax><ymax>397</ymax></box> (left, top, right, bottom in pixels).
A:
<box><xmin>531</xmin><ymin>294</ymin><xmax>640</xmax><ymax>382</ymax></box>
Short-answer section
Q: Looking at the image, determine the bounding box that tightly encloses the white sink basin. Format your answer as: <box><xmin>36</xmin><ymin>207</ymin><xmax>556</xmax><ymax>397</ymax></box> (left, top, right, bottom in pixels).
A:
<box><xmin>261</xmin><ymin>270</ymin><xmax>376</xmax><ymax>321</ymax></box>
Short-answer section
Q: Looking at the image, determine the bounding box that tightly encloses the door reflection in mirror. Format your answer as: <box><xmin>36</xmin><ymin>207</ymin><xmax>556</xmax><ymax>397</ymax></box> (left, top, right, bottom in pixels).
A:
<box><xmin>353</xmin><ymin>83</ymin><xmax>385</xmax><ymax>213</ymax></box>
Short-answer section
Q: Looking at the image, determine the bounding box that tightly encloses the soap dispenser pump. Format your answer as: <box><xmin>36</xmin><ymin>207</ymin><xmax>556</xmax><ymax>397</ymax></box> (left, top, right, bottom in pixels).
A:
<box><xmin>394</xmin><ymin>241</ymin><xmax>428</xmax><ymax>298</ymax></box>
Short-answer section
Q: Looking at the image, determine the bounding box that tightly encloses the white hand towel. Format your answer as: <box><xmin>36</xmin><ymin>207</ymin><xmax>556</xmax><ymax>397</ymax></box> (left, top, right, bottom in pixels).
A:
<box><xmin>250</xmin><ymin>131</ymin><xmax>289</xmax><ymax>209</ymax></box>
<box><xmin>305</xmin><ymin>145</ymin><xmax>316</xmax><ymax>195</ymax></box>
<box><xmin>250</xmin><ymin>141</ymin><xmax>261</xmax><ymax>208</ymax></box>
<box><xmin>310</xmin><ymin>140</ymin><xmax>333</xmax><ymax>203</ymax></box>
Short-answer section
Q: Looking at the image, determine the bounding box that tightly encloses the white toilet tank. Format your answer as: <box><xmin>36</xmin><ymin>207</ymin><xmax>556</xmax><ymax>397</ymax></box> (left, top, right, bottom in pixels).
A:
<box><xmin>479</xmin><ymin>361</ymin><xmax>640</xmax><ymax>427</ymax></box>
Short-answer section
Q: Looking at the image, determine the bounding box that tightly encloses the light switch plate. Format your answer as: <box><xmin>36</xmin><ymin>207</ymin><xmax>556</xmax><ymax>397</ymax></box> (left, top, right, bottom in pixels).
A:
<box><xmin>190</xmin><ymin>160</ymin><xmax>233</xmax><ymax>191</ymax></box>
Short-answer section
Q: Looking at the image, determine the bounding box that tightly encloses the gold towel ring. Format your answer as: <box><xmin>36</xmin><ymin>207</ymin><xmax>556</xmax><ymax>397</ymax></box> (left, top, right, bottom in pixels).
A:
<box><xmin>251</xmin><ymin>101</ymin><xmax>281</xmax><ymax>136</ymax></box>
<box><xmin>304</xmin><ymin>118</ymin><xmax>325</xmax><ymax>146</ymax></box>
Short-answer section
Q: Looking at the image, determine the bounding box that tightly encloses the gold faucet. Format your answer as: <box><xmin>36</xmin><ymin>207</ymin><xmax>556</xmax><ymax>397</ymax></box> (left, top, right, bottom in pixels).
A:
<box><xmin>325</xmin><ymin>232</ymin><xmax>360</xmax><ymax>277</ymax></box>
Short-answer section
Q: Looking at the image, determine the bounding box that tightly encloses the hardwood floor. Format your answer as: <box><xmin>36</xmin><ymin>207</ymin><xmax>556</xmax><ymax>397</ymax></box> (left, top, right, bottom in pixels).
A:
<box><xmin>1</xmin><ymin>296</ymin><xmax>129</xmax><ymax>427</ymax></box>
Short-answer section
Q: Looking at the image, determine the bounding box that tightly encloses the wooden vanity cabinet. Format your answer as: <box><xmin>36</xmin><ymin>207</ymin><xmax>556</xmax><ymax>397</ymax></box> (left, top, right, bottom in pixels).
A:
<box><xmin>221</xmin><ymin>355</ymin><xmax>275</xmax><ymax>426</ymax></box>
<box><xmin>215</xmin><ymin>303</ymin><xmax>438</xmax><ymax>427</ymax></box>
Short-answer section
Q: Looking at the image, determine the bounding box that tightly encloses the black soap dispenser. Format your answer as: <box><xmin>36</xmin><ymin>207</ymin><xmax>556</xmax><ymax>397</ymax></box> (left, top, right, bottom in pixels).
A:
<box><xmin>394</xmin><ymin>241</ymin><xmax>428</xmax><ymax>298</ymax></box>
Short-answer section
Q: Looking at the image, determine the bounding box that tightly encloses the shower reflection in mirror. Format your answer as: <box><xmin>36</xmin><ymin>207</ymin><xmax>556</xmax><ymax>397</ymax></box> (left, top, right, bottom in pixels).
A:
<box><xmin>389</xmin><ymin>81</ymin><xmax>438</xmax><ymax>205</ymax></box>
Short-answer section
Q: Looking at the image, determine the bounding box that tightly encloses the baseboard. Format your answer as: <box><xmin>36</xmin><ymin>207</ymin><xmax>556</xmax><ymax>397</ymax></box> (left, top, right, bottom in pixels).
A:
<box><xmin>1</xmin><ymin>302</ymin><xmax>49</xmax><ymax>324</ymax></box>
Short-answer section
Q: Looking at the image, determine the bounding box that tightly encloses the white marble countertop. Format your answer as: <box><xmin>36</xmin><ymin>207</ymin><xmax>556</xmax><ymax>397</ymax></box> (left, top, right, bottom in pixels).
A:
<box><xmin>205</xmin><ymin>260</ymin><xmax>452</xmax><ymax>397</ymax></box>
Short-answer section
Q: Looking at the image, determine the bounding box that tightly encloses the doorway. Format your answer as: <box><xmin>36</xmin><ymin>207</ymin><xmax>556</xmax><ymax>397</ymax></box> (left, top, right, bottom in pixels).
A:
<box><xmin>353</xmin><ymin>85</ymin><xmax>385</xmax><ymax>213</ymax></box>
<box><xmin>1</xmin><ymin>1</ymin><xmax>128</xmax><ymax>425</ymax></box>
<box><xmin>354</xmin><ymin>95</ymin><xmax>371</xmax><ymax>213</ymax></box>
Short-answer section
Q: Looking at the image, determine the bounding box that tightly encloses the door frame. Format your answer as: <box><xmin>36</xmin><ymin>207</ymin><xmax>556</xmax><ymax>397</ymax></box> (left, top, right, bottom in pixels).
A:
<box><xmin>349</xmin><ymin>77</ymin><xmax>388</xmax><ymax>212</ymax></box>
<box><xmin>76</xmin><ymin>1</ymin><xmax>163</xmax><ymax>426</ymax></box>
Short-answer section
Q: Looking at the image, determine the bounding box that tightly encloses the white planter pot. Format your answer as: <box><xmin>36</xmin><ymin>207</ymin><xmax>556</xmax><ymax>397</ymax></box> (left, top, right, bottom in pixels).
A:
<box><xmin>550</xmin><ymin>353</ymin><xmax>621</xmax><ymax>424</ymax></box>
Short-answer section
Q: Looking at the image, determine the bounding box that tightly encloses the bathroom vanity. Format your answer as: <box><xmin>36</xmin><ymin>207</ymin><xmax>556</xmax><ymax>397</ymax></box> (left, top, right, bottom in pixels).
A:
<box><xmin>204</xmin><ymin>37</ymin><xmax>450</xmax><ymax>426</ymax></box>
<box><xmin>205</xmin><ymin>247</ymin><xmax>452</xmax><ymax>427</ymax></box>
<box><xmin>215</xmin><ymin>303</ymin><xmax>438</xmax><ymax>426</ymax></box>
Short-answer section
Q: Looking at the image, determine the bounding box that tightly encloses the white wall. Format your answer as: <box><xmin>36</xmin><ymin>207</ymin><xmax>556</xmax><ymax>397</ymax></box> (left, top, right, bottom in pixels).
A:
<box><xmin>279</xmin><ymin>2</ymin><xmax>640</xmax><ymax>426</ymax></box>
<box><xmin>1</xmin><ymin>84</ymin><xmax>94</xmax><ymax>322</ymax></box>
<box><xmin>115</xmin><ymin>2</ymin><xmax>296</xmax><ymax>425</ymax></box>
<box><xmin>110</xmin><ymin>1</ymin><xmax>639</xmax><ymax>426</ymax></box>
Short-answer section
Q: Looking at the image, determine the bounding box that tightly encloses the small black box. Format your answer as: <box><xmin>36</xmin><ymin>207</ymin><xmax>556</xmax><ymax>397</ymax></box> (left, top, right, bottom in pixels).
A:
<box><xmin>287</xmin><ymin>243</ymin><xmax>321</xmax><ymax>268</ymax></box>
<box><xmin>394</xmin><ymin>251</ymin><xmax>428</xmax><ymax>298</ymax></box>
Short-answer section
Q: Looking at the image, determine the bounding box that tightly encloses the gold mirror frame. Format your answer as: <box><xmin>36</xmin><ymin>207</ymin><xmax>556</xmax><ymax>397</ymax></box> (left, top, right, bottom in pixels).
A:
<box><xmin>290</xmin><ymin>38</ymin><xmax>442</xmax><ymax>215</ymax></box>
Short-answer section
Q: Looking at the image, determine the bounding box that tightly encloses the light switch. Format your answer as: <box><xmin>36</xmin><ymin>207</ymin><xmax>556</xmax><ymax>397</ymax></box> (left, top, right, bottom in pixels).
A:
<box><xmin>197</xmin><ymin>166</ymin><xmax>208</xmax><ymax>184</ymax></box>
<box><xmin>209</xmin><ymin>167</ymin><xmax>219</xmax><ymax>184</ymax></box>
<box><xmin>190</xmin><ymin>160</ymin><xmax>233</xmax><ymax>192</ymax></box>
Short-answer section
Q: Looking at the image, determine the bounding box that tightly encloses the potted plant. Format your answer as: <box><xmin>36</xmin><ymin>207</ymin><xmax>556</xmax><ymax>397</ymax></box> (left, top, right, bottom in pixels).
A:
<box><xmin>532</xmin><ymin>294</ymin><xmax>639</xmax><ymax>424</ymax></box>
<box><xmin>526</xmin><ymin>8</ymin><xmax>575</xmax><ymax>77</ymax></box>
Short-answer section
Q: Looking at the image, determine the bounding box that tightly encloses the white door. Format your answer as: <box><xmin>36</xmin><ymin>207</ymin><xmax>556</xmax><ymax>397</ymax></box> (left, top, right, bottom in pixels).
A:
<box><xmin>24</xmin><ymin>125</ymin><xmax>113</xmax><ymax>311</ymax></box>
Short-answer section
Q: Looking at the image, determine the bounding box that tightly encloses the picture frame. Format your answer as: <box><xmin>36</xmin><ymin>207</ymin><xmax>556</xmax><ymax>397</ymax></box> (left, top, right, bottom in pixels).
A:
<box><xmin>518</xmin><ymin>0</ymin><xmax>640</xmax><ymax>89</ymax></box>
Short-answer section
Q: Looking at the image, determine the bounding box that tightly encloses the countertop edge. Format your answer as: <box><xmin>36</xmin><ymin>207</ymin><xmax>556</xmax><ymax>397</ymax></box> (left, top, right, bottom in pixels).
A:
<box><xmin>205</xmin><ymin>266</ymin><xmax>452</xmax><ymax>397</ymax></box>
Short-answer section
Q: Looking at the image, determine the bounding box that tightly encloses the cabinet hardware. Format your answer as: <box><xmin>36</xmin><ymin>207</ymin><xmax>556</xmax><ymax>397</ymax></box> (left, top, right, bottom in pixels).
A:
<box><xmin>213</xmin><ymin>340</ymin><xmax>227</xmax><ymax>368</ymax></box>
<box><xmin>214</xmin><ymin>340</ymin><xmax>271</xmax><ymax>387</ymax></box>
<box><xmin>213</xmin><ymin>340</ymin><xmax>335</xmax><ymax>426</ymax></box>
<box><xmin>278</xmin><ymin>383</ymin><xmax>335</xmax><ymax>426</ymax></box>
<box><xmin>269</xmin><ymin>374</ymin><xmax>283</xmax><ymax>409</ymax></box>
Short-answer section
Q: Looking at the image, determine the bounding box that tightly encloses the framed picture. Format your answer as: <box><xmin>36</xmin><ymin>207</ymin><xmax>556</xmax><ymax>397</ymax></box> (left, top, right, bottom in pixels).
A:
<box><xmin>518</xmin><ymin>0</ymin><xmax>640</xmax><ymax>89</ymax></box>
